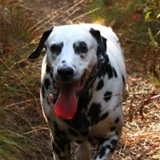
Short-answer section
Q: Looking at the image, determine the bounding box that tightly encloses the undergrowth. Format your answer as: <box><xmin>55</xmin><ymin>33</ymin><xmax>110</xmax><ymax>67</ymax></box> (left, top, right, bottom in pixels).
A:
<box><xmin>0</xmin><ymin>0</ymin><xmax>159</xmax><ymax>159</ymax></box>
<box><xmin>0</xmin><ymin>0</ymin><xmax>91</xmax><ymax>159</ymax></box>
<box><xmin>90</xmin><ymin>0</ymin><xmax>160</xmax><ymax>81</ymax></box>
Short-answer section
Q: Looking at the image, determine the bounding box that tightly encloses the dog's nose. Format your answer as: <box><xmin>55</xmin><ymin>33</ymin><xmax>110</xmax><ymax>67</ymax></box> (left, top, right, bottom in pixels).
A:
<box><xmin>57</xmin><ymin>67</ymin><xmax>74</xmax><ymax>80</ymax></box>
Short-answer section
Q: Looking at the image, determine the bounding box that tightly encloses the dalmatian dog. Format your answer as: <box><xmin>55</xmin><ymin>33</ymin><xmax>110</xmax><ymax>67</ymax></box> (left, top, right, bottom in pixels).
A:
<box><xmin>29</xmin><ymin>24</ymin><xmax>126</xmax><ymax>160</ymax></box>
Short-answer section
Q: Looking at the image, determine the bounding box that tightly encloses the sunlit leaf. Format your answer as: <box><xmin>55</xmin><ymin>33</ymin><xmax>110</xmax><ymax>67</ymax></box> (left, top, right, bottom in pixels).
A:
<box><xmin>157</xmin><ymin>13</ymin><xmax>160</xmax><ymax>19</ymax></box>
<box><xmin>145</xmin><ymin>11</ymin><xmax>152</xmax><ymax>20</ymax></box>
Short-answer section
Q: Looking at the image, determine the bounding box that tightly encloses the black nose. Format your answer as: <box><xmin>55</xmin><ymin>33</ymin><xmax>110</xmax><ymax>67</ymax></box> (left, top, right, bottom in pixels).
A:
<box><xmin>57</xmin><ymin>67</ymin><xmax>74</xmax><ymax>80</ymax></box>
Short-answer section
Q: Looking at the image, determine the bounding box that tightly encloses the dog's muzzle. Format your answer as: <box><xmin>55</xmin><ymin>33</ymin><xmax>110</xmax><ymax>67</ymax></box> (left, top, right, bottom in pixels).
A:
<box><xmin>50</xmin><ymin>58</ymin><xmax>106</xmax><ymax>120</ymax></box>
<box><xmin>57</xmin><ymin>66</ymin><xmax>74</xmax><ymax>83</ymax></box>
<box><xmin>53</xmin><ymin>65</ymin><xmax>81</xmax><ymax>120</ymax></box>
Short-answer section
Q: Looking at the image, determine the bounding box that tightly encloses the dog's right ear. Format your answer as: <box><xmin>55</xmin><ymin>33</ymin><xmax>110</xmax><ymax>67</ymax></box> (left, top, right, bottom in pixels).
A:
<box><xmin>90</xmin><ymin>28</ymin><xmax>107</xmax><ymax>63</ymax></box>
<box><xmin>28</xmin><ymin>28</ymin><xmax>53</xmax><ymax>59</ymax></box>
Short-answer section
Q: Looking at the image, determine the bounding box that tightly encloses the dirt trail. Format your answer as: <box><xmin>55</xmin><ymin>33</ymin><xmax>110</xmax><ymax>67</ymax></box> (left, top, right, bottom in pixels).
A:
<box><xmin>3</xmin><ymin>0</ymin><xmax>159</xmax><ymax>159</ymax></box>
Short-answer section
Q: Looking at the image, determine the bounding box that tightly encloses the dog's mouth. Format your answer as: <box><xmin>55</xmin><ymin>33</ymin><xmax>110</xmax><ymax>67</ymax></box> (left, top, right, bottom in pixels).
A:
<box><xmin>54</xmin><ymin>74</ymin><xmax>86</xmax><ymax>120</ymax></box>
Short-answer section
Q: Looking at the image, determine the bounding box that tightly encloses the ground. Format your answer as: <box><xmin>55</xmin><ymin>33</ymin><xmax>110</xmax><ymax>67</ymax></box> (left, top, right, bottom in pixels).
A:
<box><xmin>0</xmin><ymin>0</ymin><xmax>160</xmax><ymax>160</ymax></box>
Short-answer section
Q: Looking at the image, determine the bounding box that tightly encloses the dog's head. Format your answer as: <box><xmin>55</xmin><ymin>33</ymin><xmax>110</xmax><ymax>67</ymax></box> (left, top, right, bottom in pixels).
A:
<box><xmin>29</xmin><ymin>24</ymin><xmax>107</xmax><ymax>119</ymax></box>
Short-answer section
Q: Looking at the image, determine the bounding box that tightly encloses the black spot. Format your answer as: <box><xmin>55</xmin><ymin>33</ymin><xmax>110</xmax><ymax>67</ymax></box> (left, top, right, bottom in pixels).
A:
<box><xmin>99</xmin><ymin>112</ymin><xmax>109</xmax><ymax>121</ymax></box>
<box><xmin>102</xmin><ymin>36</ymin><xmax>107</xmax><ymax>51</ymax></box>
<box><xmin>73</xmin><ymin>41</ymin><xmax>88</xmax><ymax>54</ymax></box>
<box><xmin>97</xmin><ymin>56</ymin><xmax>119</xmax><ymax>79</ymax></box>
<box><xmin>112</xmin><ymin>67</ymin><xmax>118</xmax><ymax>78</ymax></box>
<box><xmin>110</xmin><ymin>126</ymin><xmax>116</xmax><ymax>132</ymax></box>
<box><xmin>103</xmin><ymin>91</ymin><xmax>112</xmax><ymax>102</ymax></box>
<box><xmin>107</xmin><ymin>64</ymin><xmax>114</xmax><ymax>79</ymax></box>
<box><xmin>116</xmin><ymin>131</ymin><xmax>119</xmax><ymax>135</ymax></box>
<box><xmin>78</xmin><ymin>89</ymin><xmax>92</xmax><ymax>108</ymax></box>
<box><xmin>97</xmin><ymin>58</ymin><xmax>113</xmax><ymax>78</ymax></box>
<box><xmin>88</xmin><ymin>103</ymin><xmax>101</xmax><ymax>125</ymax></box>
<box><xmin>68</xmin><ymin>128</ymin><xmax>80</xmax><ymax>137</ymax></box>
<box><xmin>44</xmin><ymin>78</ymin><xmax>51</xmax><ymax>89</ymax></box>
<box><xmin>122</xmin><ymin>75</ymin><xmax>125</xmax><ymax>86</ymax></box>
<box><xmin>96</xmin><ymin>141</ymin><xmax>117</xmax><ymax>158</ymax></box>
<box><xmin>115</xmin><ymin>117</ymin><xmax>120</xmax><ymax>124</ymax></box>
<box><xmin>46</xmin><ymin>64</ymin><xmax>53</xmax><ymax>79</ymax></box>
<box><xmin>41</xmin><ymin>85</ymin><xmax>45</xmax><ymax>98</ymax></box>
<box><xmin>96</xmin><ymin>79</ymin><xmax>104</xmax><ymax>90</ymax></box>
<box><xmin>104</xmin><ymin>144</ymin><xmax>115</xmax><ymax>153</ymax></box>
<box><xmin>67</xmin><ymin>89</ymin><xmax>91</xmax><ymax>132</ymax></box>
<box><xmin>46</xmin><ymin>64</ymin><xmax>50</xmax><ymax>73</ymax></box>
<box><xmin>50</xmin><ymin>71</ymin><xmax>53</xmax><ymax>79</ymax></box>
<box><xmin>95</xmin><ymin>137</ymin><xmax>117</xmax><ymax>159</ymax></box>
<box><xmin>110</xmin><ymin>139</ymin><xmax>117</xmax><ymax>146</ymax></box>
<box><xmin>98</xmin><ymin>146</ymin><xmax>106</xmax><ymax>158</ymax></box>
<box><xmin>50</xmin><ymin>43</ymin><xmax>63</xmax><ymax>55</ymax></box>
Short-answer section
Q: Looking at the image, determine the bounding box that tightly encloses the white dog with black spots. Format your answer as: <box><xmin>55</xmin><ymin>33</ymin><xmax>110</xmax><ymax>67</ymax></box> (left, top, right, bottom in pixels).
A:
<box><xmin>29</xmin><ymin>24</ymin><xmax>127</xmax><ymax>160</ymax></box>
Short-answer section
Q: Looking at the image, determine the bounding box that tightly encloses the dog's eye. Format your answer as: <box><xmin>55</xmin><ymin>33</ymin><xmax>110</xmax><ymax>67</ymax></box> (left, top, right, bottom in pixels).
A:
<box><xmin>50</xmin><ymin>43</ymin><xmax>63</xmax><ymax>54</ymax></box>
<box><xmin>73</xmin><ymin>41</ymin><xmax>88</xmax><ymax>54</ymax></box>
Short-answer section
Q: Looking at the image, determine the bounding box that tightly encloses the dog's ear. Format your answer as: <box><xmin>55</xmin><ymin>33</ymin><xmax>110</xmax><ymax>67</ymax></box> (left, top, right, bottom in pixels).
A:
<box><xmin>28</xmin><ymin>28</ymin><xmax>53</xmax><ymax>59</ymax></box>
<box><xmin>90</xmin><ymin>28</ymin><xmax>107</xmax><ymax>62</ymax></box>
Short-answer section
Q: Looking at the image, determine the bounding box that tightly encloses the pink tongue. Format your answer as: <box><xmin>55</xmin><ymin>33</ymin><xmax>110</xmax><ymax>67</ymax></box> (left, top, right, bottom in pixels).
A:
<box><xmin>54</xmin><ymin>84</ymin><xmax>78</xmax><ymax>120</ymax></box>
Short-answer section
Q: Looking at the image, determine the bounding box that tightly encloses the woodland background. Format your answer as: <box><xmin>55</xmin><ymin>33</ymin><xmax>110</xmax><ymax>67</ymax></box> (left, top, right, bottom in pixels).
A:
<box><xmin>0</xmin><ymin>0</ymin><xmax>160</xmax><ymax>159</ymax></box>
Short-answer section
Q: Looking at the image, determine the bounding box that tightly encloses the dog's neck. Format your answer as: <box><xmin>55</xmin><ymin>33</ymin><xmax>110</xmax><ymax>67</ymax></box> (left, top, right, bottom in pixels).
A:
<box><xmin>80</xmin><ymin>55</ymin><xmax>109</xmax><ymax>94</ymax></box>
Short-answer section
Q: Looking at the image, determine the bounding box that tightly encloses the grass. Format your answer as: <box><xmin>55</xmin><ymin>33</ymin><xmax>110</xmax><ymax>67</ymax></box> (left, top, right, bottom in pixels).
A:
<box><xmin>0</xmin><ymin>129</ymin><xmax>32</xmax><ymax>160</ymax></box>
<box><xmin>0</xmin><ymin>0</ymin><xmax>160</xmax><ymax>159</ymax></box>
<box><xmin>0</xmin><ymin>1</ymin><xmax>50</xmax><ymax>159</ymax></box>
<box><xmin>0</xmin><ymin>0</ymin><xmax>92</xmax><ymax>159</ymax></box>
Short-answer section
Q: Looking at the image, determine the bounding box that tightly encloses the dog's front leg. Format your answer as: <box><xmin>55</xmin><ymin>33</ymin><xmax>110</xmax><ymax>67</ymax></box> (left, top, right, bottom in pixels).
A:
<box><xmin>94</xmin><ymin>135</ymin><xmax>119</xmax><ymax>160</ymax></box>
<box><xmin>47</xmin><ymin>95</ymin><xmax>71</xmax><ymax>160</ymax></box>
<box><xmin>52</xmin><ymin>137</ymin><xmax>71</xmax><ymax>160</ymax></box>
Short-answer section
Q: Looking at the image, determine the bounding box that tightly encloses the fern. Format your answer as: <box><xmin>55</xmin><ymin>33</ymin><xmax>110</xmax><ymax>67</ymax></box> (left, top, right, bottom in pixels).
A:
<box><xmin>0</xmin><ymin>0</ymin><xmax>36</xmax><ymax>53</ymax></box>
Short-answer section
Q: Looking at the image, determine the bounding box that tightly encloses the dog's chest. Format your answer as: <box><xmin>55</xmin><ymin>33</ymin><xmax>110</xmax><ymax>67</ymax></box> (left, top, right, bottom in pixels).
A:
<box><xmin>53</xmin><ymin>87</ymin><xmax>112</xmax><ymax>142</ymax></box>
<box><xmin>53</xmin><ymin>112</ymin><xmax>112</xmax><ymax>145</ymax></box>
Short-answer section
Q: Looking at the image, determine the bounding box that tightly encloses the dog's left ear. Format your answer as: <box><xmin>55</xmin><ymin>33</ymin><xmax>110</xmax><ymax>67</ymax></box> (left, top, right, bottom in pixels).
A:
<box><xmin>90</xmin><ymin>28</ymin><xmax>107</xmax><ymax>62</ymax></box>
<box><xmin>28</xmin><ymin>28</ymin><xmax>53</xmax><ymax>59</ymax></box>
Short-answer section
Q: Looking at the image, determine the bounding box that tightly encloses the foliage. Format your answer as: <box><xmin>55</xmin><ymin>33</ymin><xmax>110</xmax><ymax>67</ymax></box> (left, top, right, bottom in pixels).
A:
<box><xmin>144</xmin><ymin>0</ymin><xmax>160</xmax><ymax>47</ymax></box>
<box><xmin>90</xmin><ymin>0</ymin><xmax>160</xmax><ymax>80</ymax></box>
<box><xmin>0</xmin><ymin>0</ymin><xmax>46</xmax><ymax>159</ymax></box>
<box><xmin>0</xmin><ymin>0</ymin><xmax>36</xmax><ymax>54</ymax></box>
